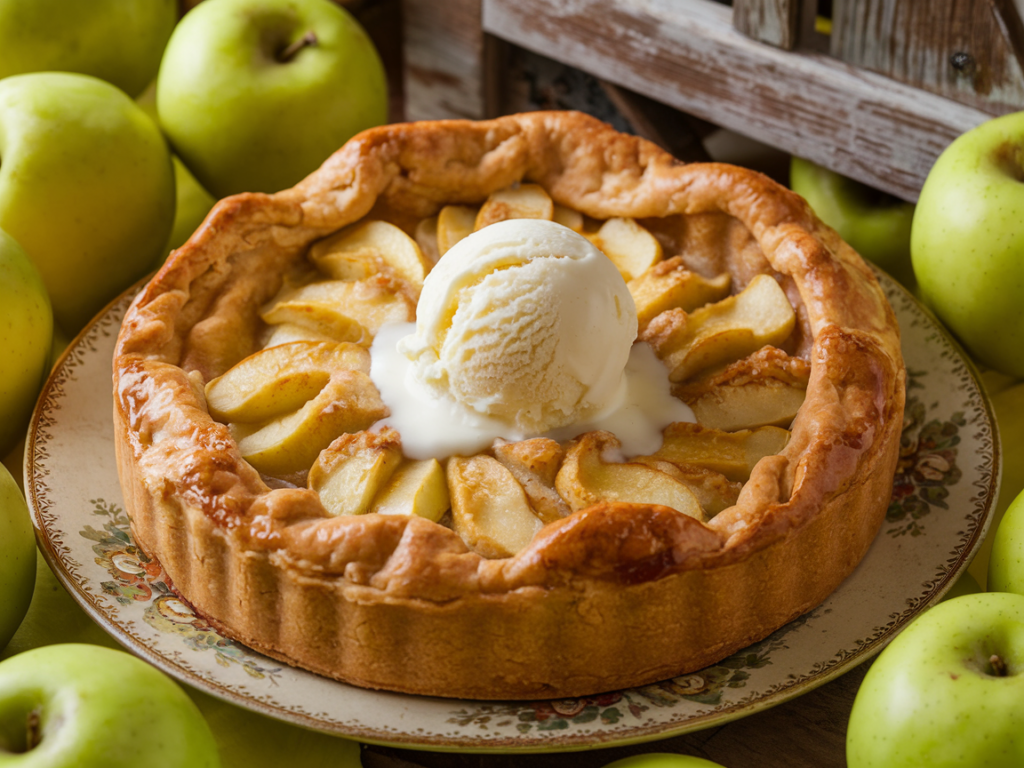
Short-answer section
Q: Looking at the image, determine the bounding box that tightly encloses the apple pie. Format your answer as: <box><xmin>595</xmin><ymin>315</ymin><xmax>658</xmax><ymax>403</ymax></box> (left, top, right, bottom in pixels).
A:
<box><xmin>112</xmin><ymin>111</ymin><xmax>905</xmax><ymax>699</ymax></box>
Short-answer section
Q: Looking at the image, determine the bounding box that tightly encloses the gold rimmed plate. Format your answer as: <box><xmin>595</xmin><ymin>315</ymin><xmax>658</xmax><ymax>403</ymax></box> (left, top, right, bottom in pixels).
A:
<box><xmin>25</xmin><ymin>270</ymin><xmax>997</xmax><ymax>752</ymax></box>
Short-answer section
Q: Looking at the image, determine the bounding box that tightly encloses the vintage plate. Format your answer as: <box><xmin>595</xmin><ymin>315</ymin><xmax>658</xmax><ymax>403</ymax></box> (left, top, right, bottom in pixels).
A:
<box><xmin>26</xmin><ymin>270</ymin><xmax>997</xmax><ymax>752</ymax></box>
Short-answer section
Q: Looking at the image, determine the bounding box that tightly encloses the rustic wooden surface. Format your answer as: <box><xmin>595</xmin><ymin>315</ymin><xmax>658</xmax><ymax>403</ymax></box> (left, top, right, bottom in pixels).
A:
<box><xmin>360</xmin><ymin>662</ymin><xmax>870</xmax><ymax>767</ymax></box>
<box><xmin>402</xmin><ymin>0</ymin><xmax>486</xmax><ymax>120</ymax></box>
<box><xmin>732</xmin><ymin>0</ymin><xmax>801</xmax><ymax>50</ymax></box>
<box><xmin>479</xmin><ymin>0</ymin><xmax>992</xmax><ymax>202</ymax></box>
<box><xmin>831</xmin><ymin>0</ymin><xmax>1024</xmax><ymax>114</ymax></box>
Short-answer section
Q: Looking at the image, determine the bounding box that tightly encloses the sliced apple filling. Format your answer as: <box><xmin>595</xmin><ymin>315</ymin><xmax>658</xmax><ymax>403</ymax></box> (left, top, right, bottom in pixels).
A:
<box><xmin>641</xmin><ymin>273</ymin><xmax>797</xmax><ymax>382</ymax></box>
<box><xmin>674</xmin><ymin>346</ymin><xmax>811</xmax><ymax>431</ymax></box>
<box><xmin>261</xmin><ymin>274</ymin><xmax>416</xmax><ymax>349</ymax></box>
<box><xmin>309</xmin><ymin>219</ymin><xmax>432</xmax><ymax>291</ymax></box>
<box><xmin>203</xmin><ymin>341</ymin><xmax>386</xmax><ymax>476</ymax></box>
<box><xmin>198</xmin><ymin>186</ymin><xmax>806</xmax><ymax>559</ymax></box>
<box><xmin>307</xmin><ymin>427</ymin><xmax>450</xmax><ymax>522</ymax></box>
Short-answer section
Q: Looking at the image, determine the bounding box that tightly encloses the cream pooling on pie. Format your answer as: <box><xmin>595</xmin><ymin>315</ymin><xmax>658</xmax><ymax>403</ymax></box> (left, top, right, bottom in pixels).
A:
<box><xmin>370</xmin><ymin>218</ymin><xmax>694</xmax><ymax>459</ymax></box>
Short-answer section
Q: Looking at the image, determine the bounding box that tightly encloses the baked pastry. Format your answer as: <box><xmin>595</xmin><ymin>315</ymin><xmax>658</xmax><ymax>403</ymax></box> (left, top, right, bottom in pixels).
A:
<box><xmin>112</xmin><ymin>111</ymin><xmax>905</xmax><ymax>700</ymax></box>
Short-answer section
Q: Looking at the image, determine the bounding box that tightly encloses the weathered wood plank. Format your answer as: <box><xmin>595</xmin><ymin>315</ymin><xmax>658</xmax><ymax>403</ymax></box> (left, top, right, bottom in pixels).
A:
<box><xmin>831</xmin><ymin>0</ymin><xmax>1024</xmax><ymax>114</ymax></box>
<box><xmin>733</xmin><ymin>0</ymin><xmax>802</xmax><ymax>50</ymax></box>
<box><xmin>481</xmin><ymin>0</ymin><xmax>993</xmax><ymax>201</ymax></box>
<box><xmin>402</xmin><ymin>0</ymin><xmax>487</xmax><ymax>120</ymax></box>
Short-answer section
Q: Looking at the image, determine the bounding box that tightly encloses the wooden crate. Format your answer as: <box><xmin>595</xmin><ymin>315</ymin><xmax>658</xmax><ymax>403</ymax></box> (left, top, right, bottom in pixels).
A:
<box><xmin>402</xmin><ymin>0</ymin><xmax>1023</xmax><ymax>201</ymax></box>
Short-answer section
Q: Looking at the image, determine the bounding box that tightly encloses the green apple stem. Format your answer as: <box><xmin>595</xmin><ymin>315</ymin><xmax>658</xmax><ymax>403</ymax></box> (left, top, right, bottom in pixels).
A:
<box><xmin>989</xmin><ymin>654</ymin><xmax>1009</xmax><ymax>677</ymax></box>
<box><xmin>25</xmin><ymin>707</ymin><xmax>41</xmax><ymax>751</ymax></box>
<box><xmin>278</xmin><ymin>31</ymin><xmax>318</xmax><ymax>63</ymax></box>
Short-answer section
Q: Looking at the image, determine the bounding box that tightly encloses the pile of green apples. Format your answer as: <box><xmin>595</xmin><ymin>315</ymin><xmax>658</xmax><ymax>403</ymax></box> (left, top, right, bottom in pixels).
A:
<box><xmin>0</xmin><ymin>0</ymin><xmax>386</xmax><ymax>765</ymax></box>
<box><xmin>794</xmin><ymin>114</ymin><xmax>1024</xmax><ymax>768</ymax></box>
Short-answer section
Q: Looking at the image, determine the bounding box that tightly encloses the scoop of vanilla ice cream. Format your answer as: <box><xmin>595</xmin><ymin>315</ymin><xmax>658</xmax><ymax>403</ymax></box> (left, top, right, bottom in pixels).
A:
<box><xmin>398</xmin><ymin>218</ymin><xmax>638</xmax><ymax>433</ymax></box>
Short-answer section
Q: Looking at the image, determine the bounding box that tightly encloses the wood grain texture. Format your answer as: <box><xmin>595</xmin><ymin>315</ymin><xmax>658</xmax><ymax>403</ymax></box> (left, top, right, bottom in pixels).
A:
<box><xmin>361</xmin><ymin>662</ymin><xmax>870</xmax><ymax>767</ymax></box>
<box><xmin>481</xmin><ymin>0</ymin><xmax>992</xmax><ymax>202</ymax></box>
<box><xmin>831</xmin><ymin>0</ymin><xmax>1024</xmax><ymax>114</ymax></box>
<box><xmin>733</xmin><ymin>0</ymin><xmax>802</xmax><ymax>50</ymax></box>
<box><xmin>402</xmin><ymin>0</ymin><xmax>487</xmax><ymax>120</ymax></box>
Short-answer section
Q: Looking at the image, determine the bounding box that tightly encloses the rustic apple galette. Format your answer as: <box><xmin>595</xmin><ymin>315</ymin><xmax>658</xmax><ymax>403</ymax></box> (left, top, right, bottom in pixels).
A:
<box><xmin>112</xmin><ymin>111</ymin><xmax>905</xmax><ymax>700</ymax></box>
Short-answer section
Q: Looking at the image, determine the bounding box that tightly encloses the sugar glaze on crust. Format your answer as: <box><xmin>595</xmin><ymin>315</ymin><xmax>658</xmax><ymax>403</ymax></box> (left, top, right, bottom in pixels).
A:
<box><xmin>112</xmin><ymin>111</ymin><xmax>905</xmax><ymax>700</ymax></box>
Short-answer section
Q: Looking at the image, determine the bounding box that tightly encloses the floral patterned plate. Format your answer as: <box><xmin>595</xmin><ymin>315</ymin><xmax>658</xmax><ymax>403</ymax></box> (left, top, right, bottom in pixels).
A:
<box><xmin>25</xmin><ymin>270</ymin><xmax>997</xmax><ymax>752</ymax></box>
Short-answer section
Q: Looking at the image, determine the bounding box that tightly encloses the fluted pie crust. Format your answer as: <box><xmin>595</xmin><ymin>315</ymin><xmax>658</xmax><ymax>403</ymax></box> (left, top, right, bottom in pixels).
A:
<box><xmin>112</xmin><ymin>111</ymin><xmax>905</xmax><ymax>700</ymax></box>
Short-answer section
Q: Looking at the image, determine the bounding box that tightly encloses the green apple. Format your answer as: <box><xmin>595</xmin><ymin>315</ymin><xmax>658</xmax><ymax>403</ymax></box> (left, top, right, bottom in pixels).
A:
<box><xmin>790</xmin><ymin>156</ymin><xmax>916</xmax><ymax>287</ymax></box>
<box><xmin>0</xmin><ymin>72</ymin><xmax>175</xmax><ymax>333</ymax></box>
<box><xmin>135</xmin><ymin>81</ymin><xmax>218</xmax><ymax>263</ymax></box>
<box><xmin>0</xmin><ymin>229</ymin><xmax>52</xmax><ymax>457</ymax></box>
<box><xmin>164</xmin><ymin>156</ymin><xmax>218</xmax><ymax>257</ymax></box>
<box><xmin>156</xmin><ymin>0</ymin><xmax>388</xmax><ymax>198</ymax></box>
<box><xmin>0</xmin><ymin>644</ymin><xmax>220</xmax><ymax>767</ymax></box>
<box><xmin>2</xmin><ymin>553</ymin><xmax>363</xmax><ymax>767</ymax></box>
<box><xmin>911</xmin><ymin>112</ymin><xmax>1024</xmax><ymax>377</ymax></box>
<box><xmin>847</xmin><ymin>592</ymin><xmax>1024</xmax><ymax>767</ymax></box>
<box><xmin>968</xmin><ymin>379</ymin><xmax>1024</xmax><ymax>587</ymax></box>
<box><xmin>0</xmin><ymin>0</ymin><xmax>177</xmax><ymax>98</ymax></box>
<box><xmin>601</xmin><ymin>755</ymin><xmax>727</xmax><ymax>767</ymax></box>
<box><xmin>0</xmin><ymin>463</ymin><xmax>34</xmax><ymax>652</ymax></box>
<box><xmin>0</xmin><ymin>554</ymin><xmax>116</xmax><ymax>663</ymax></box>
<box><xmin>989</xmin><ymin>486</ymin><xmax>1024</xmax><ymax>594</ymax></box>
<box><xmin>943</xmin><ymin>570</ymin><xmax>981</xmax><ymax>601</ymax></box>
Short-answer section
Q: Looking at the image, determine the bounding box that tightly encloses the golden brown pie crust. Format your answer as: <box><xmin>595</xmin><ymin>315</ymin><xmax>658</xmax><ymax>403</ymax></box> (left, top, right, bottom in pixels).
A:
<box><xmin>112</xmin><ymin>111</ymin><xmax>906</xmax><ymax>700</ymax></box>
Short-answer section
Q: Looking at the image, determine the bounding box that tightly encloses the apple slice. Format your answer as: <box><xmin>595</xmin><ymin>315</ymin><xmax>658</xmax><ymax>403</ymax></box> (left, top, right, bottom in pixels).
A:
<box><xmin>675</xmin><ymin>346</ymin><xmax>811</xmax><ymax>431</ymax></box>
<box><xmin>414</xmin><ymin>215</ymin><xmax>441</xmax><ymax>265</ymax></box>
<box><xmin>628</xmin><ymin>257</ymin><xmax>732</xmax><ymax>332</ymax></box>
<box><xmin>204</xmin><ymin>341</ymin><xmax>369</xmax><ymax>423</ymax></box>
<box><xmin>270</xmin><ymin>276</ymin><xmax>416</xmax><ymax>344</ymax></box>
<box><xmin>369</xmin><ymin>458</ymin><xmax>450</xmax><ymax>522</ymax></box>
<box><xmin>261</xmin><ymin>300</ymin><xmax>370</xmax><ymax>346</ymax></box>
<box><xmin>552</xmin><ymin>203</ymin><xmax>585</xmax><ymax>232</ymax></box>
<box><xmin>474</xmin><ymin>183</ymin><xmax>554</xmax><ymax>230</ymax></box>
<box><xmin>448</xmin><ymin>455</ymin><xmax>544</xmax><ymax>558</ymax></box>
<box><xmin>586</xmin><ymin>217</ymin><xmax>663</xmax><ymax>281</ymax></box>
<box><xmin>308</xmin><ymin>428</ymin><xmax>403</xmax><ymax>517</ymax></box>
<box><xmin>648</xmin><ymin>422</ymin><xmax>790</xmax><ymax>483</ymax></box>
<box><xmin>262</xmin><ymin>322</ymin><xmax>346</xmax><ymax>348</ymax></box>
<box><xmin>309</xmin><ymin>220</ymin><xmax>430</xmax><ymax>290</ymax></box>
<box><xmin>628</xmin><ymin>458</ymin><xmax>741</xmax><ymax>516</ymax></box>
<box><xmin>642</xmin><ymin>273</ymin><xmax>796</xmax><ymax>382</ymax></box>
<box><xmin>492</xmin><ymin>437</ymin><xmax>569</xmax><ymax>524</ymax></box>
<box><xmin>437</xmin><ymin>205</ymin><xmax>478</xmax><ymax>255</ymax></box>
<box><xmin>555</xmin><ymin>431</ymin><xmax>705</xmax><ymax>520</ymax></box>
<box><xmin>232</xmin><ymin>370</ymin><xmax>387</xmax><ymax>476</ymax></box>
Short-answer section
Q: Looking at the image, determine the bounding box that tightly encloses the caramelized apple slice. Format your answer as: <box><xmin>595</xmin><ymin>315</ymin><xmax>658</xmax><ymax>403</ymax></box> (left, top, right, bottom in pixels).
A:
<box><xmin>642</xmin><ymin>273</ymin><xmax>796</xmax><ymax>382</ymax></box>
<box><xmin>555</xmin><ymin>431</ymin><xmax>705</xmax><ymax>521</ymax></box>
<box><xmin>204</xmin><ymin>341</ymin><xmax>369</xmax><ymax>423</ymax></box>
<box><xmin>474</xmin><ymin>183</ymin><xmax>554</xmax><ymax>230</ymax></box>
<box><xmin>628</xmin><ymin>257</ymin><xmax>731</xmax><ymax>332</ymax></box>
<box><xmin>263</xmin><ymin>323</ymin><xmax>346</xmax><ymax>348</ymax></box>
<box><xmin>586</xmin><ymin>217</ymin><xmax>663</xmax><ymax>281</ymax></box>
<box><xmin>261</xmin><ymin>301</ymin><xmax>370</xmax><ymax>346</ymax></box>
<box><xmin>233</xmin><ymin>370</ymin><xmax>387</xmax><ymax>476</ymax></box>
<box><xmin>309</xmin><ymin>220</ymin><xmax>431</xmax><ymax>290</ymax></box>
<box><xmin>648</xmin><ymin>422</ymin><xmax>790</xmax><ymax>483</ymax></box>
<box><xmin>629</xmin><ymin>458</ymin><xmax>741</xmax><ymax>516</ymax></box>
<box><xmin>270</xmin><ymin>276</ymin><xmax>416</xmax><ymax>344</ymax></box>
<box><xmin>492</xmin><ymin>438</ymin><xmax>569</xmax><ymax>524</ymax></box>
<box><xmin>437</xmin><ymin>205</ymin><xmax>478</xmax><ymax>255</ymax></box>
<box><xmin>552</xmin><ymin>203</ymin><xmax>584</xmax><ymax>232</ymax></box>
<box><xmin>414</xmin><ymin>215</ymin><xmax>441</xmax><ymax>266</ymax></box>
<box><xmin>309</xmin><ymin>429</ymin><xmax>403</xmax><ymax>516</ymax></box>
<box><xmin>448</xmin><ymin>455</ymin><xmax>544</xmax><ymax>558</ymax></box>
<box><xmin>689</xmin><ymin>381</ymin><xmax>806</xmax><ymax>431</ymax></box>
<box><xmin>370</xmin><ymin>458</ymin><xmax>450</xmax><ymax>522</ymax></box>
